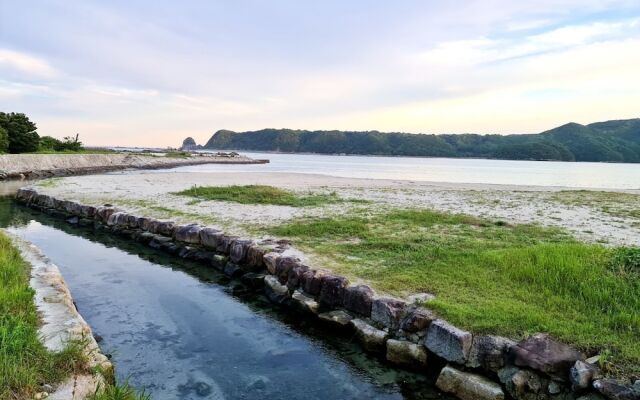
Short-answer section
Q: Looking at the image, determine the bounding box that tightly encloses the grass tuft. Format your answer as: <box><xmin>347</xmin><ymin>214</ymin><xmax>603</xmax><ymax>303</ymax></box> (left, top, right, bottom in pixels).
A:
<box><xmin>269</xmin><ymin>208</ymin><xmax>640</xmax><ymax>375</ymax></box>
<box><xmin>173</xmin><ymin>185</ymin><xmax>361</xmax><ymax>207</ymax></box>
<box><xmin>89</xmin><ymin>381</ymin><xmax>150</xmax><ymax>400</ymax></box>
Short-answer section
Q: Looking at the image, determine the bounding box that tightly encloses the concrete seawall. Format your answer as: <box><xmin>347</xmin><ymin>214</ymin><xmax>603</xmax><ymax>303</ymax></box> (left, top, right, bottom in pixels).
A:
<box><xmin>14</xmin><ymin>188</ymin><xmax>640</xmax><ymax>400</ymax></box>
<box><xmin>0</xmin><ymin>153</ymin><xmax>268</xmax><ymax>180</ymax></box>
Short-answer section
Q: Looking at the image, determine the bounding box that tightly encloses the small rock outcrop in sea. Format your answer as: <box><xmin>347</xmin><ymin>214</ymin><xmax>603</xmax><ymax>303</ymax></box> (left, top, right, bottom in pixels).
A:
<box><xmin>181</xmin><ymin>137</ymin><xmax>200</xmax><ymax>150</ymax></box>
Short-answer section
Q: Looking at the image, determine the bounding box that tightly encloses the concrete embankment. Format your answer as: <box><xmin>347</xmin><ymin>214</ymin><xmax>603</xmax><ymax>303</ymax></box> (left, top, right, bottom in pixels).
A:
<box><xmin>4</xmin><ymin>232</ymin><xmax>113</xmax><ymax>399</ymax></box>
<box><xmin>14</xmin><ymin>187</ymin><xmax>640</xmax><ymax>400</ymax></box>
<box><xmin>0</xmin><ymin>153</ymin><xmax>268</xmax><ymax>180</ymax></box>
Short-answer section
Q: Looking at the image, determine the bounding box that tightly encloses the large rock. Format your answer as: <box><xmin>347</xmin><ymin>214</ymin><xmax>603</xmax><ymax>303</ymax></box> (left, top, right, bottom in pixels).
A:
<box><xmin>263</xmin><ymin>252</ymin><xmax>279</xmax><ymax>274</ymax></box>
<box><xmin>424</xmin><ymin>319</ymin><xmax>472</xmax><ymax>364</ymax></box>
<box><xmin>351</xmin><ymin>319</ymin><xmax>388</xmax><ymax>353</ymax></box>
<box><xmin>301</xmin><ymin>269</ymin><xmax>325</xmax><ymax>296</ymax></box>
<box><xmin>593</xmin><ymin>379</ymin><xmax>640</xmax><ymax>400</ymax></box>
<box><xmin>497</xmin><ymin>366</ymin><xmax>569</xmax><ymax>400</ymax></box>
<box><xmin>199</xmin><ymin>227</ymin><xmax>222</xmax><ymax>249</ymax></box>
<box><xmin>230</xmin><ymin>239</ymin><xmax>253</xmax><ymax>264</ymax></box>
<box><xmin>264</xmin><ymin>275</ymin><xmax>290</xmax><ymax>304</ymax></box>
<box><xmin>467</xmin><ymin>335</ymin><xmax>515</xmax><ymax>372</ymax></box>
<box><xmin>509</xmin><ymin>333</ymin><xmax>584</xmax><ymax>380</ymax></box>
<box><xmin>318</xmin><ymin>274</ymin><xmax>349</xmax><ymax>308</ymax></box>
<box><xmin>173</xmin><ymin>224</ymin><xmax>202</xmax><ymax>244</ymax></box>
<box><xmin>371</xmin><ymin>297</ymin><xmax>406</xmax><ymax>329</ymax></box>
<box><xmin>436</xmin><ymin>365</ymin><xmax>504</xmax><ymax>400</ymax></box>
<box><xmin>274</xmin><ymin>256</ymin><xmax>301</xmax><ymax>282</ymax></box>
<box><xmin>245</xmin><ymin>244</ymin><xmax>266</xmax><ymax>268</ymax></box>
<box><xmin>291</xmin><ymin>290</ymin><xmax>319</xmax><ymax>314</ymax></box>
<box><xmin>570</xmin><ymin>360</ymin><xmax>600</xmax><ymax>392</ymax></box>
<box><xmin>216</xmin><ymin>235</ymin><xmax>238</xmax><ymax>254</ymax></box>
<box><xmin>286</xmin><ymin>264</ymin><xmax>309</xmax><ymax>291</ymax></box>
<box><xmin>343</xmin><ymin>285</ymin><xmax>374</xmax><ymax>316</ymax></box>
<box><xmin>318</xmin><ymin>310</ymin><xmax>353</xmax><ymax>327</ymax></box>
<box><xmin>385</xmin><ymin>339</ymin><xmax>428</xmax><ymax>368</ymax></box>
<box><xmin>400</xmin><ymin>307</ymin><xmax>435</xmax><ymax>333</ymax></box>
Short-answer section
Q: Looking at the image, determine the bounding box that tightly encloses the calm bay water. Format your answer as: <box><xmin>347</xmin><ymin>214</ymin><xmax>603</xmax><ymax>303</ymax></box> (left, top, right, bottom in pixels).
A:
<box><xmin>168</xmin><ymin>152</ymin><xmax>640</xmax><ymax>190</ymax></box>
<box><xmin>1</xmin><ymin>201</ymin><xmax>450</xmax><ymax>400</ymax></box>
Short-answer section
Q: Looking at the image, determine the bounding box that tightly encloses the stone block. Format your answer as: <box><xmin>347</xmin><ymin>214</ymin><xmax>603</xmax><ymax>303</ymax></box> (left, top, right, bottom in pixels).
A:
<box><xmin>509</xmin><ymin>333</ymin><xmax>583</xmax><ymax>380</ymax></box>
<box><xmin>318</xmin><ymin>310</ymin><xmax>353</xmax><ymax>327</ymax></box>
<box><xmin>351</xmin><ymin>318</ymin><xmax>388</xmax><ymax>353</ymax></box>
<box><xmin>424</xmin><ymin>319</ymin><xmax>472</xmax><ymax>364</ymax></box>
<box><xmin>386</xmin><ymin>339</ymin><xmax>428</xmax><ymax>368</ymax></box>
<box><xmin>436</xmin><ymin>365</ymin><xmax>504</xmax><ymax>400</ymax></box>
<box><xmin>371</xmin><ymin>297</ymin><xmax>406</xmax><ymax>329</ymax></box>
<box><xmin>199</xmin><ymin>227</ymin><xmax>221</xmax><ymax>248</ymax></box>
<box><xmin>400</xmin><ymin>307</ymin><xmax>435</xmax><ymax>333</ymax></box>
<box><xmin>173</xmin><ymin>224</ymin><xmax>202</xmax><ymax>244</ymax></box>
<box><xmin>467</xmin><ymin>335</ymin><xmax>515</xmax><ymax>372</ymax></box>
<box><xmin>343</xmin><ymin>285</ymin><xmax>374</xmax><ymax>316</ymax></box>
<box><xmin>318</xmin><ymin>274</ymin><xmax>348</xmax><ymax>308</ymax></box>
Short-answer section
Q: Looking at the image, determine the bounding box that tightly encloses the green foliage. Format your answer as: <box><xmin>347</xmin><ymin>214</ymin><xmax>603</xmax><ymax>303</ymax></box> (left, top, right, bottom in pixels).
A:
<box><xmin>609</xmin><ymin>247</ymin><xmax>640</xmax><ymax>275</ymax></box>
<box><xmin>203</xmin><ymin>118</ymin><xmax>640</xmax><ymax>162</ymax></box>
<box><xmin>173</xmin><ymin>185</ymin><xmax>354</xmax><ymax>207</ymax></box>
<box><xmin>0</xmin><ymin>126</ymin><xmax>8</xmax><ymax>153</ymax></box>
<box><xmin>0</xmin><ymin>232</ymin><xmax>86</xmax><ymax>398</ymax></box>
<box><xmin>89</xmin><ymin>381</ymin><xmax>150</xmax><ymax>400</ymax></box>
<box><xmin>40</xmin><ymin>133</ymin><xmax>83</xmax><ymax>152</ymax></box>
<box><xmin>0</xmin><ymin>112</ymin><xmax>40</xmax><ymax>153</ymax></box>
<box><xmin>269</xmin><ymin>209</ymin><xmax>640</xmax><ymax>374</ymax></box>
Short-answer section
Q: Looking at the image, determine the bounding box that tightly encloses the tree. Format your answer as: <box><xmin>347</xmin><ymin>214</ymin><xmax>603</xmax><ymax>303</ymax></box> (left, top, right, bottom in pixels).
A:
<box><xmin>0</xmin><ymin>126</ymin><xmax>8</xmax><ymax>153</ymax></box>
<box><xmin>0</xmin><ymin>112</ymin><xmax>40</xmax><ymax>153</ymax></box>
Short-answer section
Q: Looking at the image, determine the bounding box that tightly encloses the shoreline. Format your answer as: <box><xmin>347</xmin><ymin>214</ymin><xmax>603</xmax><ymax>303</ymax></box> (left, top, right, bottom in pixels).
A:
<box><xmin>0</xmin><ymin>153</ymin><xmax>268</xmax><ymax>181</ymax></box>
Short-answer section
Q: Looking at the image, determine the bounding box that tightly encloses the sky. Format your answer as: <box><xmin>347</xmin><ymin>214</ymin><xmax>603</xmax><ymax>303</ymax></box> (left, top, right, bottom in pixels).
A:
<box><xmin>1</xmin><ymin>1</ymin><xmax>640</xmax><ymax>147</ymax></box>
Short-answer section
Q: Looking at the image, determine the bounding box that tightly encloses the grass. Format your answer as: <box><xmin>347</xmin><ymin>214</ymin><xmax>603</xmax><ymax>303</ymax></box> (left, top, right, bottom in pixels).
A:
<box><xmin>551</xmin><ymin>190</ymin><xmax>640</xmax><ymax>220</ymax></box>
<box><xmin>173</xmin><ymin>185</ymin><xmax>364</xmax><ymax>207</ymax></box>
<box><xmin>0</xmin><ymin>232</ymin><xmax>87</xmax><ymax>399</ymax></box>
<box><xmin>268</xmin><ymin>208</ymin><xmax>640</xmax><ymax>375</ymax></box>
<box><xmin>31</xmin><ymin>149</ymin><xmax>116</xmax><ymax>154</ymax></box>
<box><xmin>89</xmin><ymin>381</ymin><xmax>150</xmax><ymax>400</ymax></box>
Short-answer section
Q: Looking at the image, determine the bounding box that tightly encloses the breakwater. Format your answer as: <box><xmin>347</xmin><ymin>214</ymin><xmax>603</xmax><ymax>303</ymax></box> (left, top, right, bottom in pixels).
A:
<box><xmin>0</xmin><ymin>153</ymin><xmax>268</xmax><ymax>180</ymax></box>
<box><xmin>15</xmin><ymin>188</ymin><xmax>640</xmax><ymax>400</ymax></box>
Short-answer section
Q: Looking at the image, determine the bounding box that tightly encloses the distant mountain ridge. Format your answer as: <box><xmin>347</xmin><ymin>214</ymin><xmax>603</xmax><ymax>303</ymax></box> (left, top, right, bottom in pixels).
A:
<box><xmin>194</xmin><ymin>118</ymin><xmax>640</xmax><ymax>162</ymax></box>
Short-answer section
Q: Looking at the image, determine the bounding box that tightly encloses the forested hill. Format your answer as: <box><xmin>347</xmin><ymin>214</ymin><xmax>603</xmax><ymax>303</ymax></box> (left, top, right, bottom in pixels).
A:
<box><xmin>201</xmin><ymin>118</ymin><xmax>640</xmax><ymax>162</ymax></box>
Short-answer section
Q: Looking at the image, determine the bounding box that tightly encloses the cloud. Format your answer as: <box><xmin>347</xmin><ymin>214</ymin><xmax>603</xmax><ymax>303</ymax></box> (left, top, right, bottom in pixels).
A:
<box><xmin>0</xmin><ymin>49</ymin><xmax>57</xmax><ymax>78</ymax></box>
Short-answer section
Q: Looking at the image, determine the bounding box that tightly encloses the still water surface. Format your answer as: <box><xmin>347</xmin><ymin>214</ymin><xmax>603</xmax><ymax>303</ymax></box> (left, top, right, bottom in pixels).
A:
<box><xmin>167</xmin><ymin>152</ymin><xmax>640</xmax><ymax>190</ymax></box>
<box><xmin>1</xmin><ymin>201</ymin><xmax>450</xmax><ymax>400</ymax></box>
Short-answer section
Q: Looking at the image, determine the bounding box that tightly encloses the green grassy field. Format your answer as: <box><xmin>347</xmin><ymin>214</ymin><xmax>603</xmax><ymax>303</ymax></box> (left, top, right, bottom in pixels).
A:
<box><xmin>0</xmin><ymin>232</ymin><xmax>86</xmax><ymax>398</ymax></box>
<box><xmin>174</xmin><ymin>185</ymin><xmax>363</xmax><ymax>207</ymax></box>
<box><xmin>269</xmin><ymin>208</ymin><xmax>640</xmax><ymax>375</ymax></box>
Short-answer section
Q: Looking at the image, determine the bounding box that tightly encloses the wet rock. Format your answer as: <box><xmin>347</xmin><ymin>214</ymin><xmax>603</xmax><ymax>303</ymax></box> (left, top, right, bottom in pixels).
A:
<box><xmin>199</xmin><ymin>227</ymin><xmax>222</xmax><ymax>249</ymax></box>
<box><xmin>509</xmin><ymin>333</ymin><xmax>584</xmax><ymax>380</ymax></box>
<box><xmin>126</xmin><ymin>214</ymin><xmax>138</xmax><ymax>228</ymax></box>
<box><xmin>424</xmin><ymin>319</ymin><xmax>472</xmax><ymax>364</ymax></box>
<box><xmin>467</xmin><ymin>335</ymin><xmax>516</xmax><ymax>372</ymax></box>
<box><xmin>264</xmin><ymin>275</ymin><xmax>290</xmax><ymax>304</ymax></box>
<box><xmin>400</xmin><ymin>307</ymin><xmax>435</xmax><ymax>333</ymax></box>
<box><xmin>263</xmin><ymin>252</ymin><xmax>279</xmax><ymax>274</ymax></box>
<box><xmin>371</xmin><ymin>297</ymin><xmax>406</xmax><ymax>329</ymax></box>
<box><xmin>174</xmin><ymin>224</ymin><xmax>202</xmax><ymax>244</ymax></box>
<box><xmin>66</xmin><ymin>216</ymin><xmax>79</xmax><ymax>224</ymax></box>
<box><xmin>318</xmin><ymin>274</ymin><xmax>349</xmax><ymax>308</ymax></box>
<box><xmin>343</xmin><ymin>285</ymin><xmax>374</xmax><ymax>316</ymax></box>
<box><xmin>291</xmin><ymin>290</ymin><xmax>319</xmax><ymax>314</ymax></box>
<box><xmin>593</xmin><ymin>379</ymin><xmax>640</xmax><ymax>400</ymax></box>
<box><xmin>351</xmin><ymin>318</ymin><xmax>388</xmax><ymax>353</ymax></box>
<box><xmin>106</xmin><ymin>211</ymin><xmax>125</xmax><ymax>226</ymax></box>
<box><xmin>210</xmin><ymin>254</ymin><xmax>228</xmax><ymax>270</ymax></box>
<box><xmin>576</xmin><ymin>394</ymin><xmax>607</xmax><ymax>400</ymax></box>
<box><xmin>386</xmin><ymin>339</ymin><xmax>428</xmax><ymax>368</ymax></box>
<box><xmin>318</xmin><ymin>310</ymin><xmax>353</xmax><ymax>327</ymax></box>
<box><xmin>95</xmin><ymin>206</ymin><xmax>116</xmax><ymax>223</ymax></box>
<box><xmin>570</xmin><ymin>360</ymin><xmax>600</xmax><ymax>392</ymax></box>
<box><xmin>241</xmin><ymin>273</ymin><xmax>265</xmax><ymax>290</ymax></box>
<box><xmin>286</xmin><ymin>264</ymin><xmax>309</xmax><ymax>291</ymax></box>
<box><xmin>154</xmin><ymin>220</ymin><xmax>175</xmax><ymax>236</ymax></box>
<box><xmin>436</xmin><ymin>365</ymin><xmax>505</xmax><ymax>400</ymax></box>
<box><xmin>224</xmin><ymin>262</ymin><xmax>244</xmax><ymax>279</ymax></box>
<box><xmin>230</xmin><ymin>239</ymin><xmax>253</xmax><ymax>264</ymax></box>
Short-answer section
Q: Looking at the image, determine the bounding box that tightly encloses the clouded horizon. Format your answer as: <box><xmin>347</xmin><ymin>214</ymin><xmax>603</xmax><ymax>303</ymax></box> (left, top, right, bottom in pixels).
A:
<box><xmin>1</xmin><ymin>0</ymin><xmax>639</xmax><ymax>147</ymax></box>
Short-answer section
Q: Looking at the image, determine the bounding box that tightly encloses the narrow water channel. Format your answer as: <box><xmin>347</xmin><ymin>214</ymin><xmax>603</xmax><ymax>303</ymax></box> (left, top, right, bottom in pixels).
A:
<box><xmin>0</xmin><ymin>196</ymin><xmax>451</xmax><ymax>400</ymax></box>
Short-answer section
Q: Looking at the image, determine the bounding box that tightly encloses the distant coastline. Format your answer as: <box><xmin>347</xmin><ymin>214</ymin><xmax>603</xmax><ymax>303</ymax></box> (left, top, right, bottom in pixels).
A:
<box><xmin>191</xmin><ymin>118</ymin><xmax>640</xmax><ymax>163</ymax></box>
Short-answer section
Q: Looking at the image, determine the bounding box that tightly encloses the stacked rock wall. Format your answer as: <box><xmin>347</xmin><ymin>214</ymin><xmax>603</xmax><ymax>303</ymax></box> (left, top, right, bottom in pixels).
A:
<box><xmin>15</xmin><ymin>188</ymin><xmax>639</xmax><ymax>400</ymax></box>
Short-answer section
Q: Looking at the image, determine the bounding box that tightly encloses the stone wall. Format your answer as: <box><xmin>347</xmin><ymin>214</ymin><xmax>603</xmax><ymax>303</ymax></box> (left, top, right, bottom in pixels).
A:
<box><xmin>0</xmin><ymin>153</ymin><xmax>268</xmax><ymax>180</ymax></box>
<box><xmin>15</xmin><ymin>188</ymin><xmax>640</xmax><ymax>400</ymax></box>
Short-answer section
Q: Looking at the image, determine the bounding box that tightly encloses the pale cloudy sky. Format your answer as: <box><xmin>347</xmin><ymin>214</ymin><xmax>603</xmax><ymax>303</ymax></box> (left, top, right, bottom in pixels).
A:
<box><xmin>1</xmin><ymin>1</ymin><xmax>639</xmax><ymax>147</ymax></box>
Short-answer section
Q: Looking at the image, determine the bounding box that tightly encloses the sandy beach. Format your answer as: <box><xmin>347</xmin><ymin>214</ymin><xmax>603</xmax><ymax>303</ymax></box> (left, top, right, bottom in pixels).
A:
<box><xmin>31</xmin><ymin>170</ymin><xmax>640</xmax><ymax>247</ymax></box>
